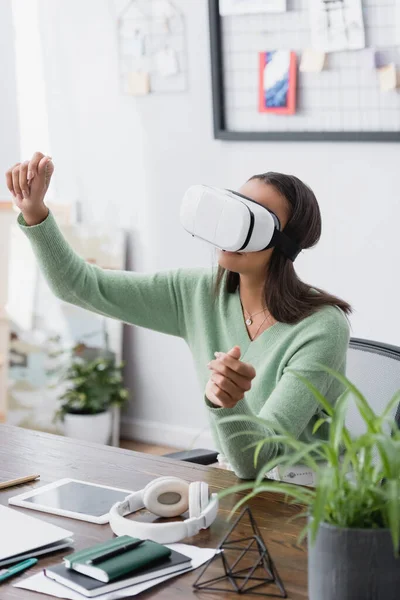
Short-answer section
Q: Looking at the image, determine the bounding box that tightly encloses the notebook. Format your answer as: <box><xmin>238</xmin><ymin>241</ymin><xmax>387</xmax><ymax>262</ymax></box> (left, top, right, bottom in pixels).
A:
<box><xmin>64</xmin><ymin>536</ymin><xmax>171</xmax><ymax>582</ymax></box>
<box><xmin>45</xmin><ymin>548</ymin><xmax>192</xmax><ymax>597</ymax></box>
<box><xmin>0</xmin><ymin>505</ymin><xmax>73</xmax><ymax>567</ymax></box>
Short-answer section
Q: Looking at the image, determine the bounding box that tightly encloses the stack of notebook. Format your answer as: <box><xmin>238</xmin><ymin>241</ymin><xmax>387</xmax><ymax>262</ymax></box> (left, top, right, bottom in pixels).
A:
<box><xmin>44</xmin><ymin>536</ymin><xmax>192</xmax><ymax>597</ymax></box>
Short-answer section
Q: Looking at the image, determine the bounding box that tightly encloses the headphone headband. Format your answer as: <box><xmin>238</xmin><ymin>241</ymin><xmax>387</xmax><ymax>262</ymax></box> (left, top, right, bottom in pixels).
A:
<box><xmin>109</xmin><ymin>480</ymin><xmax>219</xmax><ymax>544</ymax></box>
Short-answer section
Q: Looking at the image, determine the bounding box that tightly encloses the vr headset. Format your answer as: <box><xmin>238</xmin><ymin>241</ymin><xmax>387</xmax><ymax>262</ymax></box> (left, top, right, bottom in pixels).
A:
<box><xmin>180</xmin><ymin>185</ymin><xmax>300</xmax><ymax>261</ymax></box>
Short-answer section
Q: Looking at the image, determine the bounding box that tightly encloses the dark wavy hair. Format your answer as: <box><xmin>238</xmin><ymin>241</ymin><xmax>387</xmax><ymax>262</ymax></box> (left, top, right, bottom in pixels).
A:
<box><xmin>214</xmin><ymin>172</ymin><xmax>352</xmax><ymax>324</ymax></box>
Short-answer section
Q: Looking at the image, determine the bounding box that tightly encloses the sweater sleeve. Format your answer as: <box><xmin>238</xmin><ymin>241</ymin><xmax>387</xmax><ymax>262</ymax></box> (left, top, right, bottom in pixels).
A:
<box><xmin>18</xmin><ymin>211</ymin><xmax>186</xmax><ymax>338</ymax></box>
<box><xmin>206</xmin><ymin>311</ymin><xmax>350</xmax><ymax>479</ymax></box>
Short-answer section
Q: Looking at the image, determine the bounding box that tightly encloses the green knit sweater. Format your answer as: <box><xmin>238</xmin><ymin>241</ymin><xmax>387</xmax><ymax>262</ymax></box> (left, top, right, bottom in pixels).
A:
<box><xmin>19</xmin><ymin>212</ymin><xmax>350</xmax><ymax>479</ymax></box>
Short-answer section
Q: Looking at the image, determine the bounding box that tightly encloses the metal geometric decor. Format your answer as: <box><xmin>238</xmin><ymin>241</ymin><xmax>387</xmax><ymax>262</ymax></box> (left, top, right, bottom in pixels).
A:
<box><xmin>193</xmin><ymin>506</ymin><xmax>287</xmax><ymax>597</ymax></box>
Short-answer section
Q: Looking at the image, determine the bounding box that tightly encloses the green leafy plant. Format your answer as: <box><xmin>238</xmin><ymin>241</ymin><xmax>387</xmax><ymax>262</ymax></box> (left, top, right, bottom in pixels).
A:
<box><xmin>54</xmin><ymin>356</ymin><xmax>129</xmax><ymax>422</ymax></box>
<box><xmin>219</xmin><ymin>367</ymin><xmax>400</xmax><ymax>554</ymax></box>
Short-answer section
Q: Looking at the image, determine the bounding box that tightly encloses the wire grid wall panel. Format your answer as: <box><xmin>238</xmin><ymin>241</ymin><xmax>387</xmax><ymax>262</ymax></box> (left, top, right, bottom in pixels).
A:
<box><xmin>118</xmin><ymin>0</ymin><xmax>188</xmax><ymax>94</ymax></box>
<box><xmin>210</xmin><ymin>0</ymin><xmax>400</xmax><ymax>141</ymax></box>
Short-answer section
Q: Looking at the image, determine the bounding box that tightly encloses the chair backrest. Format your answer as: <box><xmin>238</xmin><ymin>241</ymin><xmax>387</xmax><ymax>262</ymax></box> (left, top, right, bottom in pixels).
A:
<box><xmin>345</xmin><ymin>338</ymin><xmax>400</xmax><ymax>438</ymax></box>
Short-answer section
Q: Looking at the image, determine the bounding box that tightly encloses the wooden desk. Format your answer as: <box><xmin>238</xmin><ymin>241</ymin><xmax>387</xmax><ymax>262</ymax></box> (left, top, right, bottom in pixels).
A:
<box><xmin>0</xmin><ymin>425</ymin><xmax>307</xmax><ymax>599</ymax></box>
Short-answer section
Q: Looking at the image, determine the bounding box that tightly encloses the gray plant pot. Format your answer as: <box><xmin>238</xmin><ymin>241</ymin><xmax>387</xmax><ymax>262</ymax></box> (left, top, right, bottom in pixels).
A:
<box><xmin>308</xmin><ymin>521</ymin><xmax>400</xmax><ymax>600</ymax></box>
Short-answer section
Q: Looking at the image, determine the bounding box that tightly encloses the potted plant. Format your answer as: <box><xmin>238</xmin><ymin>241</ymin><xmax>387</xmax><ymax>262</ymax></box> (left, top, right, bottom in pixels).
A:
<box><xmin>54</xmin><ymin>355</ymin><xmax>128</xmax><ymax>444</ymax></box>
<box><xmin>219</xmin><ymin>367</ymin><xmax>400</xmax><ymax>600</ymax></box>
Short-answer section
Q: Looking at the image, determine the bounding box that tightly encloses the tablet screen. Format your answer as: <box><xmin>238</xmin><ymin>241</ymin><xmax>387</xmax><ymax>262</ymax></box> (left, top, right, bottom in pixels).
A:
<box><xmin>24</xmin><ymin>481</ymin><xmax>128</xmax><ymax>517</ymax></box>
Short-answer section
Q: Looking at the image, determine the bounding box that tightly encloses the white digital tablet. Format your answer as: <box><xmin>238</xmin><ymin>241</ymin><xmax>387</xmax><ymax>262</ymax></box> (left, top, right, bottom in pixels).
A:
<box><xmin>8</xmin><ymin>478</ymin><xmax>133</xmax><ymax>524</ymax></box>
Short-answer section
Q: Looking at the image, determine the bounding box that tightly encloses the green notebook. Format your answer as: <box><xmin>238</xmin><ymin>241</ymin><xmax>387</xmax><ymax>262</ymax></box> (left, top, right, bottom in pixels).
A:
<box><xmin>64</xmin><ymin>536</ymin><xmax>171</xmax><ymax>583</ymax></box>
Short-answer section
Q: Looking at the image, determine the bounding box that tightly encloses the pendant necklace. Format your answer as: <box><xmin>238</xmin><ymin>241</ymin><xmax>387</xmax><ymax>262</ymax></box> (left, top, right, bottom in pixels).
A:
<box><xmin>243</xmin><ymin>307</ymin><xmax>268</xmax><ymax>326</ymax></box>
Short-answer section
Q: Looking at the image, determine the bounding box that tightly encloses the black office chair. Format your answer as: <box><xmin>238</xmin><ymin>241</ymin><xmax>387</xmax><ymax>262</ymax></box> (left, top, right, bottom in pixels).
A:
<box><xmin>345</xmin><ymin>337</ymin><xmax>400</xmax><ymax>438</ymax></box>
<box><xmin>164</xmin><ymin>338</ymin><xmax>400</xmax><ymax>466</ymax></box>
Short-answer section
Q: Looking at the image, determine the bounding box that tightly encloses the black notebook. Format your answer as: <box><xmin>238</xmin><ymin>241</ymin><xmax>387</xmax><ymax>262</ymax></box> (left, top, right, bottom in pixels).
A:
<box><xmin>44</xmin><ymin>548</ymin><xmax>192</xmax><ymax>597</ymax></box>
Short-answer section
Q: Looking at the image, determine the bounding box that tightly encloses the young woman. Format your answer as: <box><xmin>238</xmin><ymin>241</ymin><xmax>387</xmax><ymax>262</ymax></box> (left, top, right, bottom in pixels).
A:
<box><xmin>6</xmin><ymin>152</ymin><xmax>351</xmax><ymax>479</ymax></box>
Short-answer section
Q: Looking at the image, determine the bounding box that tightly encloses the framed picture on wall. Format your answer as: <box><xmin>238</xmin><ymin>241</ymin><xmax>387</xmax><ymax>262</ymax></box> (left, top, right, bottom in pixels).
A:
<box><xmin>258</xmin><ymin>51</ymin><xmax>297</xmax><ymax>115</ymax></box>
<box><xmin>208</xmin><ymin>0</ymin><xmax>400</xmax><ymax>142</ymax></box>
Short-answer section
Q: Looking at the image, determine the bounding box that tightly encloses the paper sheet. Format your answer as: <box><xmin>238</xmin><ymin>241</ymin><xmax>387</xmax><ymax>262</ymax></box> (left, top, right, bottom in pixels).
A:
<box><xmin>299</xmin><ymin>48</ymin><xmax>325</xmax><ymax>73</ymax></box>
<box><xmin>120</xmin><ymin>35</ymin><xmax>144</xmax><ymax>58</ymax></box>
<box><xmin>309</xmin><ymin>0</ymin><xmax>365</xmax><ymax>52</ymax></box>
<box><xmin>154</xmin><ymin>48</ymin><xmax>179</xmax><ymax>77</ymax></box>
<box><xmin>14</xmin><ymin>544</ymin><xmax>217</xmax><ymax>600</ymax></box>
<box><xmin>219</xmin><ymin>0</ymin><xmax>286</xmax><ymax>15</ymax></box>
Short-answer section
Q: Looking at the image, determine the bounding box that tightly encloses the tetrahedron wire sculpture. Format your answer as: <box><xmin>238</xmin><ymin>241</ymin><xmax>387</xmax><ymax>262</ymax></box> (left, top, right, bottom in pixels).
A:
<box><xmin>193</xmin><ymin>506</ymin><xmax>287</xmax><ymax>597</ymax></box>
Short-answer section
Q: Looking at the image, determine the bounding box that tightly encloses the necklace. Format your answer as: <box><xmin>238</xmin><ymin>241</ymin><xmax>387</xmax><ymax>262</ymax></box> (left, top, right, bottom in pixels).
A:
<box><xmin>243</xmin><ymin>307</ymin><xmax>268</xmax><ymax>326</ymax></box>
<box><xmin>239</xmin><ymin>297</ymin><xmax>273</xmax><ymax>343</ymax></box>
<box><xmin>248</xmin><ymin>312</ymin><xmax>272</xmax><ymax>341</ymax></box>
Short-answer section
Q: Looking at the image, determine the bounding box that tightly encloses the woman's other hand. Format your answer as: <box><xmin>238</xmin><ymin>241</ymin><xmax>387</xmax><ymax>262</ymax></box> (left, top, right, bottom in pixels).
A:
<box><xmin>5</xmin><ymin>151</ymin><xmax>54</xmax><ymax>225</ymax></box>
<box><xmin>206</xmin><ymin>346</ymin><xmax>256</xmax><ymax>408</ymax></box>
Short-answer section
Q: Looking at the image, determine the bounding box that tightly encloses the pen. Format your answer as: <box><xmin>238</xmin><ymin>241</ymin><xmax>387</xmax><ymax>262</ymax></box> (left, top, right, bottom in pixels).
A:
<box><xmin>88</xmin><ymin>540</ymin><xmax>145</xmax><ymax>565</ymax></box>
<box><xmin>0</xmin><ymin>558</ymin><xmax>38</xmax><ymax>583</ymax></box>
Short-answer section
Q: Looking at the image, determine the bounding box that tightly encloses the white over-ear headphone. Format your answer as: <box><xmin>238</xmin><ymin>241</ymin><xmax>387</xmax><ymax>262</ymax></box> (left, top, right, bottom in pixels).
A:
<box><xmin>109</xmin><ymin>476</ymin><xmax>219</xmax><ymax>544</ymax></box>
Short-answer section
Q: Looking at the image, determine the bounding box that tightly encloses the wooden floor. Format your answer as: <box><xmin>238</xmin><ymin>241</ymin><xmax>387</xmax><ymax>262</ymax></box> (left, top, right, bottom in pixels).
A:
<box><xmin>119</xmin><ymin>440</ymin><xmax>181</xmax><ymax>456</ymax></box>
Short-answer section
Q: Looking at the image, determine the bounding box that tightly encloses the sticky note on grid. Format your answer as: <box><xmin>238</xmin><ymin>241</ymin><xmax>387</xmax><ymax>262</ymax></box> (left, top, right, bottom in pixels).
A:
<box><xmin>127</xmin><ymin>72</ymin><xmax>150</xmax><ymax>96</ymax></box>
<box><xmin>378</xmin><ymin>64</ymin><xmax>398</xmax><ymax>92</ymax></box>
<box><xmin>299</xmin><ymin>49</ymin><xmax>326</xmax><ymax>73</ymax></box>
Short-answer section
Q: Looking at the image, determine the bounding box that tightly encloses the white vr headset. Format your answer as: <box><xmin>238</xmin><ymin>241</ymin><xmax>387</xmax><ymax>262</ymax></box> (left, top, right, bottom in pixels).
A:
<box><xmin>109</xmin><ymin>476</ymin><xmax>219</xmax><ymax>544</ymax></box>
<box><xmin>181</xmin><ymin>185</ymin><xmax>300</xmax><ymax>261</ymax></box>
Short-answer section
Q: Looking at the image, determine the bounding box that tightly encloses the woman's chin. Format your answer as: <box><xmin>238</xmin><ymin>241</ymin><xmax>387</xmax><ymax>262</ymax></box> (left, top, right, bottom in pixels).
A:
<box><xmin>217</xmin><ymin>250</ymin><xmax>244</xmax><ymax>272</ymax></box>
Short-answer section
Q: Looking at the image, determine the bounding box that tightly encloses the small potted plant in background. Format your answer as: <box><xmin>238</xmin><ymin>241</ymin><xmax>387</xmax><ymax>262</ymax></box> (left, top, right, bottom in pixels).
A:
<box><xmin>54</xmin><ymin>354</ymin><xmax>128</xmax><ymax>445</ymax></box>
<box><xmin>219</xmin><ymin>368</ymin><xmax>400</xmax><ymax>600</ymax></box>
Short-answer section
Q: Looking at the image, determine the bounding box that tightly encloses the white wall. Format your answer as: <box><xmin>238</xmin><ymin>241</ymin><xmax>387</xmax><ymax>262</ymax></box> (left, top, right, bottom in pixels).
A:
<box><xmin>14</xmin><ymin>0</ymin><xmax>400</xmax><ymax>446</ymax></box>
<box><xmin>0</xmin><ymin>0</ymin><xmax>19</xmax><ymax>199</ymax></box>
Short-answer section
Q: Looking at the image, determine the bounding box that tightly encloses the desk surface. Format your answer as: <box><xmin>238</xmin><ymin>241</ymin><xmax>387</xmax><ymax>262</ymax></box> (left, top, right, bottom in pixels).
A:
<box><xmin>0</xmin><ymin>425</ymin><xmax>307</xmax><ymax>599</ymax></box>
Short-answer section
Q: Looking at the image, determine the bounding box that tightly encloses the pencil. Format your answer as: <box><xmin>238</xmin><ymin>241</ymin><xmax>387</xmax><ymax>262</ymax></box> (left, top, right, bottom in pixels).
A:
<box><xmin>0</xmin><ymin>474</ymin><xmax>40</xmax><ymax>490</ymax></box>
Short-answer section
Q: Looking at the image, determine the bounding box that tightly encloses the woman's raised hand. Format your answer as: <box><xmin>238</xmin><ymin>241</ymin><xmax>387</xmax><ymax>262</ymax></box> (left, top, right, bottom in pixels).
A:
<box><xmin>5</xmin><ymin>151</ymin><xmax>54</xmax><ymax>225</ymax></box>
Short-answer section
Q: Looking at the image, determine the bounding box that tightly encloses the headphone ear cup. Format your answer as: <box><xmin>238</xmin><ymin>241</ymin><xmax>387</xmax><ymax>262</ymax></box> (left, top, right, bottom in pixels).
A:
<box><xmin>143</xmin><ymin>477</ymin><xmax>189</xmax><ymax>518</ymax></box>
<box><xmin>142</xmin><ymin>476</ymin><xmax>179</xmax><ymax>496</ymax></box>
<box><xmin>189</xmin><ymin>481</ymin><xmax>209</xmax><ymax>519</ymax></box>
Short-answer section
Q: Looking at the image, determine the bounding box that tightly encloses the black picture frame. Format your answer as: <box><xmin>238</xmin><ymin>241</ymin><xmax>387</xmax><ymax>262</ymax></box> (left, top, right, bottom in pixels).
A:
<box><xmin>208</xmin><ymin>0</ymin><xmax>400</xmax><ymax>142</ymax></box>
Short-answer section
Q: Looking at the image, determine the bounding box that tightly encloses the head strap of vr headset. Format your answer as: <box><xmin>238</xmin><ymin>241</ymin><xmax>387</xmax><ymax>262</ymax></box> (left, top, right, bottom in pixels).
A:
<box><xmin>269</xmin><ymin>228</ymin><xmax>301</xmax><ymax>262</ymax></box>
<box><xmin>229</xmin><ymin>191</ymin><xmax>301</xmax><ymax>262</ymax></box>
